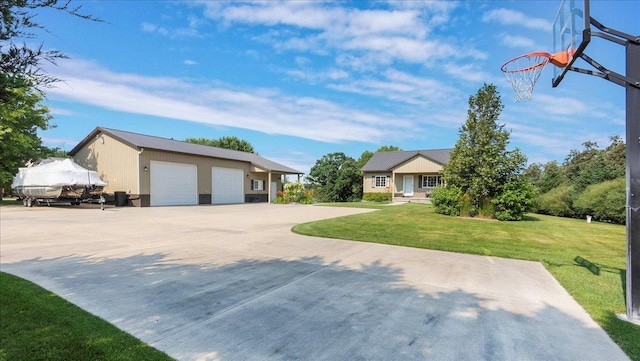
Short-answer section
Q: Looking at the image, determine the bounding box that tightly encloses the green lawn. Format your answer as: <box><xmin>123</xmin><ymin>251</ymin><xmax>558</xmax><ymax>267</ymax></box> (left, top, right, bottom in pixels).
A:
<box><xmin>297</xmin><ymin>203</ymin><xmax>640</xmax><ymax>360</ymax></box>
<box><xmin>0</xmin><ymin>272</ymin><xmax>174</xmax><ymax>361</ymax></box>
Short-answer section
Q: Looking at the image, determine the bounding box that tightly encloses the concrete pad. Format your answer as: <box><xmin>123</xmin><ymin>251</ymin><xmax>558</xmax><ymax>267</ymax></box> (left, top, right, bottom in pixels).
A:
<box><xmin>0</xmin><ymin>203</ymin><xmax>629</xmax><ymax>360</ymax></box>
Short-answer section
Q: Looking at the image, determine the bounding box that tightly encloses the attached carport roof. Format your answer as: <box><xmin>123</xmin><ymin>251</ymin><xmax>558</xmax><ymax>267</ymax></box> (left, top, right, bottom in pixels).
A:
<box><xmin>69</xmin><ymin>127</ymin><xmax>304</xmax><ymax>174</ymax></box>
<box><xmin>361</xmin><ymin>149</ymin><xmax>452</xmax><ymax>172</ymax></box>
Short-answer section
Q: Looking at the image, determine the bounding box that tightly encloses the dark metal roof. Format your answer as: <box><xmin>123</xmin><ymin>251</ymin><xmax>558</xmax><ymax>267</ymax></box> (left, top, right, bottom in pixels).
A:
<box><xmin>361</xmin><ymin>149</ymin><xmax>452</xmax><ymax>172</ymax></box>
<box><xmin>69</xmin><ymin>127</ymin><xmax>304</xmax><ymax>174</ymax></box>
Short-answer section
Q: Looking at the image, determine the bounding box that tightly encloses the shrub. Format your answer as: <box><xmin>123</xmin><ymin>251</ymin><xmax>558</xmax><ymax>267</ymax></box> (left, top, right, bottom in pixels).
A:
<box><xmin>284</xmin><ymin>182</ymin><xmax>305</xmax><ymax>202</ymax></box>
<box><xmin>478</xmin><ymin>197</ymin><xmax>495</xmax><ymax>218</ymax></box>
<box><xmin>459</xmin><ymin>193</ymin><xmax>476</xmax><ymax>217</ymax></box>
<box><xmin>536</xmin><ymin>184</ymin><xmax>573</xmax><ymax>217</ymax></box>
<box><xmin>298</xmin><ymin>190</ymin><xmax>315</xmax><ymax>204</ymax></box>
<box><xmin>363</xmin><ymin>193</ymin><xmax>392</xmax><ymax>202</ymax></box>
<box><xmin>274</xmin><ymin>196</ymin><xmax>288</xmax><ymax>204</ymax></box>
<box><xmin>492</xmin><ymin>178</ymin><xmax>536</xmax><ymax>221</ymax></box>
<box><xmin>431</xmin><ymin>186</ymin><xmax>462</xmax><ymax>216</ymax></box>
<box><xmin>573</xmin><ymin>177</ymin><xmax>625</xmax><ymax>223</ymax></box>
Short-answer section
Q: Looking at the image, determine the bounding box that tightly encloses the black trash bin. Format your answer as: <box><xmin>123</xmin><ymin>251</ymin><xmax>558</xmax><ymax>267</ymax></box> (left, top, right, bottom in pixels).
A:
<box><xmin>114</xmin><ymin>191</ymin><xmax>128</xmax><ymax>207</ymax></box>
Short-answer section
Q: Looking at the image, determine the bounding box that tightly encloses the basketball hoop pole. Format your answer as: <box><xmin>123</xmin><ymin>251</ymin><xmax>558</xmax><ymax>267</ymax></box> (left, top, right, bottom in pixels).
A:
<box><xmin>565</xmin><ymin>17</ymin><xmax>640</xmax><ymax>324</ymax></box>
<box><xmin>624</xmin><ymin>35</ymin><xmax>640</xmax><ymax>324</ymax></box>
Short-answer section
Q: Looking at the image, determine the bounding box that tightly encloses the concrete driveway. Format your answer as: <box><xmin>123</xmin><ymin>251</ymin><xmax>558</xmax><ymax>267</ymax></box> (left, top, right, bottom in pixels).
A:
<box><xmin>0</xmin><ymin>203</ymin><xmax>629</xmax><ymax>361</ymax></box>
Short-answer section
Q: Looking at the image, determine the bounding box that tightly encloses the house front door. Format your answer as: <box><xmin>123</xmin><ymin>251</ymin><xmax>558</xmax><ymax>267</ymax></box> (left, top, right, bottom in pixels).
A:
<box><xmin>403</xmin><ymin>175</ymin><xmax>414</xmax><ymax>197</ymax></box>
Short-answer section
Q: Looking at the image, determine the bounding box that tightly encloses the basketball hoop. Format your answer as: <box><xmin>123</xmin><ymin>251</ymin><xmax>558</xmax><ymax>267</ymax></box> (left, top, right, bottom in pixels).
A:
<box><xmin>501</xmin><ymin>50</ymin><xmax>573</xmax><ymax>102</ymax></box>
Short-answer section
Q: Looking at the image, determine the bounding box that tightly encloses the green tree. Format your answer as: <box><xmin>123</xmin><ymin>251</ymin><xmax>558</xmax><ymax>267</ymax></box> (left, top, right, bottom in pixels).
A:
<box><xmin>376</xmin><ymin>145</ymin><xmax>402</xmax><ymax>152</ymax></box>
<box><xmin>307</xmin><ymin>152</ymin><xmax>362</xmax><ymax>202</ymax></box>
<box><xmin>566</xmin><ymin>137</ymin><xmax>625</xmax><ymax>195</ymax></box>
<box><xmin>523</xmin><ymin>163</ymin><xmax>542</xmax><ymax>186</ymax></box>
<box><xmin>40</xmin><ymin>146</ymin><xmax>68</xmax><ymax>158</ymax></box>
<box><xmin>0</xmin><ymin>74</ymin><xmax>52</xmax><ymax>191</ymax></box>
<box><xmin>443</xmin><ymin>84</ymin><xmax>528</xmax><ymax>213</ymax></box>
<box><xmin>537</xmin><ymin>160</ymin><xmax>565</xmax><ymax>194</ymax></box>
<box><xmin>1</xmin><ymin>1</ymin><xmax>98</xmax><ymax>193</ymax></box>
<box><xmin>357</xmin><ymin>150</ymin><xmax>374</xmax><ymax>169</ymax></box>
<box><xmin>563</xmin><ymin>141</ymin><xmax>599</xmax><ymax>181</ymax></box>
<box><xmin>185</xmin><ymin>136</ymin><xmax>257</xmax><ymax>154</ymax></box>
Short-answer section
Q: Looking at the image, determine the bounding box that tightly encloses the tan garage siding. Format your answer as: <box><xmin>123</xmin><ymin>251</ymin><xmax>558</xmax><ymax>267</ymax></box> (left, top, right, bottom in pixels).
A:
<box><xmin>394</xmin><ymin>156</ymin><xmax>443</xmax><ymax>174</ymax></box>
<box><xmin>139</xmin><ymin>150</ymin><xmax>254</xmax><ymax>196</ymax></box>
<box><xmin>73</xmin><ymin>133</ymin><xmax>139</xmax><ymax>195</ymax></box>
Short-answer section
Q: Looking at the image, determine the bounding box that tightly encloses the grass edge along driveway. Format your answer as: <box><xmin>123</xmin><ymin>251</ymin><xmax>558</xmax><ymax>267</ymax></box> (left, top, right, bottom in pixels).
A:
<box><xmin>294</xmin><ymin>203</ymin><xmax>640</xmax><ymax>361</ymax></box>
<box><xmin>0</xmin><ymin>272</ymin><xmax>174</xmax><ymax>361</ymax></box>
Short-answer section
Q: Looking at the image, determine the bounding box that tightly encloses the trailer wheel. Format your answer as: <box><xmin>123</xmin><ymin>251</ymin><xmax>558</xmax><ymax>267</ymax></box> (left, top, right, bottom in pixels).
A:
<box><xmin>23</xmin><ymin>198</ymin><xmax>27</xmax><ymax>207</ymax></box>
<box><xmin>26</xmin><ymin>198</ymin><xmax>33</xmax><ymax>207</ymax></box>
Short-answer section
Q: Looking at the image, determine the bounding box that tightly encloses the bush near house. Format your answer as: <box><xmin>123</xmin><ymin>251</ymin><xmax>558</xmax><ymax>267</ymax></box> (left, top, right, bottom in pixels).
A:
<box><xmin>431</xmin><ymin>186</ymin><xmax>462</xmax><ymax>216</ymax></box>
<box><xmin>274</xmin><ymin>183</ymin><xmax>314</xmax><ymax>204</ymax></box>
<box><xmin>362</xmin><ymin>193</ymin><xmax>392</xmax><ymax>202</ymax></box>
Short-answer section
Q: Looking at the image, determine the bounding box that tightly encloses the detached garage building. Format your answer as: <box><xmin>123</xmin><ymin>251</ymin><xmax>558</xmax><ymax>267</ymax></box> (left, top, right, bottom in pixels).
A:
<box><xmin>69</xmin><ymin>127</ymin><xmax>303</xmax><ymax>207</ymax></box>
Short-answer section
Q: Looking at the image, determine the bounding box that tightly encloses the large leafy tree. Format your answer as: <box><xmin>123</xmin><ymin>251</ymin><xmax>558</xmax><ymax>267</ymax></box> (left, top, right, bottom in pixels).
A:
<box><xmin>537</xmin><ymin>160</ymin><xmax>565</xmax><ymax>194</ymax></box>
<box><xmin>307</xmin><ymin>152</ymin><xmax>362</xmax><ymax>202</ymax></box>
<box><xmin>565</xmin><ymin>137</ymin><xmax>625</xmax><ymax>193</ymax></box>
<box><xmin>443</xmin><ymin>84</ymin><xmax>527</xmax><ymax>209</ymax></box>
<box><xmin>436</xmin><ymin>84</ymin><xmax>533</xmax><ymax>220</ymax></box>
<box><xmin>185</xmin><ymin>136</ymin><xmax>257</xmax><ymax>154</ymax></box>
<box><xmin>0</xmin><ymin>73</ymin><xmax>52</xmax><ymax>191</ymax></box>
<box><xmin>1</xmin><ymin>1</ymin><xmax>98</xmax><ymax>193</ymax></box>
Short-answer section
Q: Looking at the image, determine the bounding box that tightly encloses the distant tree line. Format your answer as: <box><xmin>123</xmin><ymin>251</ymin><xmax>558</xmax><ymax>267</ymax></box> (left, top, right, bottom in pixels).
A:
<box><xmin>525</xmin><ymin>136</ymin><xmax>626</xmax><ymax>223</ymax></box>
<box><xmin>185</xmin><ymin>136</ymin><xmax>257</xmax><ymax>154</ymax></box>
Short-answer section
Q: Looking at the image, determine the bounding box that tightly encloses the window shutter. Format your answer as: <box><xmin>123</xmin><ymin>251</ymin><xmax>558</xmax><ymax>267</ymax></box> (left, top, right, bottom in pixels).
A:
<box><xmin>419</xmin><ymin>175</ymin><xmax>423</xmax><ymax>188</ymax></box>
<box><xmin>386</xmin><ymin>176</ymin><xmax>390</xmax><ymax>188</ymax></box>
<box><xmin>260</xmin><ymin>180</ymin><xmax>265</xmax><ymax>190</ymax></box>
<box><xmin>251</xmin><ymin>180</ymin><xmax>254</xmax><ymax>190</ymax></box>
<box><xmin>372</xmin><ymin>176</ymin><xmax>376</xmax><ymax>188</ymax></box>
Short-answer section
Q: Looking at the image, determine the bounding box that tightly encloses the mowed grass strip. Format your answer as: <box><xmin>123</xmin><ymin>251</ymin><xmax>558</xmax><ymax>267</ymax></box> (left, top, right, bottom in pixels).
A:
<box><xmin>296</xmin><ymin>203</ymin><xmax>640</xmax><ymax>360</ymax></box>
<box><xmin>0</xmin><ymin>272</ymin><xmax>174</xmax><ymax>361</ymax></box>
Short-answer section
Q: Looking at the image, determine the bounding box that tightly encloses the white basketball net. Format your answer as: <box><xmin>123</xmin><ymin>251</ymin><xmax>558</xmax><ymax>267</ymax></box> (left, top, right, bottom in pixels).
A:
<box><xmin>501</xmin><ymin>53</ymin><xmax>551</xmax><ymax>102</ymax></box>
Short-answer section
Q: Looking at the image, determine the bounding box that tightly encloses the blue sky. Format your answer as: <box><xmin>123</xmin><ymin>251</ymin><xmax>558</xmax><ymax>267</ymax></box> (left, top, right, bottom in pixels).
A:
<box><xmin>34</xmin><ymin>0</ymin><xmax>638</xmax><ymax>175</ymax></box>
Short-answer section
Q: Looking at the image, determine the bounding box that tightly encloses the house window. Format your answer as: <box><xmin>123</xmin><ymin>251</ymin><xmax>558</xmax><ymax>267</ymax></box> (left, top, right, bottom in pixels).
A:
<box><xmin>421</xmin><ymin>175</ymin><xmax>443</xmax><ymax>189</ymax></box>
<box><xmin>374</xmin><ymin>175</ymin><xmax>387</xmax><ymax>188</ymax></box>
<box><xmin>252</xmin><ymin>180</ymin><xmax>265</xmax><ymax>190</ymax></box>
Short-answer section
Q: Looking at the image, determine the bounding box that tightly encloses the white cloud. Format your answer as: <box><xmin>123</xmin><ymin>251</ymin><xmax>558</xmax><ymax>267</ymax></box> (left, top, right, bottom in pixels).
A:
<box><xmin>531</xmin><ymin>94</ymin><xmax>588</xmax><ymax>116</ymax></box>
<box><xmin>47</xmin><ymin>59</ymin><xmax>416</xmax><ymax>144</ymax></box>
<box><xmin>327</xmin><ymin>68</ymin><xmax>463</xmax><ymax>109</ymax></box>
<box><xmin>48</xmin><ymin>107</ymin><xmax>77</xmax><ymax>116</ymax></box>
<box><xmin>183</xmin><ymin>59</ymin><xmax>198</xmax><ymax>66</ymax></box>
<box><xmin>482</xmin><ymin>8</ymin><xmax>552</xmax><ymax>31</ymax></box>
<box><xmin>443</xmin><ymin>63</ymin><xmax>496</xmax><ymax>83</ymax></box>
<box><xmin>501</xmin><ymin>34</ymin><xmax>537</xmax><ymax>49</ymax></box>
<box><xmin>199</xmin><ymin>1</ymin><xmax>485</xmax><ymax>68</ymax></box>
<box><xmin>140</xmin><ymin>22</ymin><xmax>169</xmax><ymax>36</ymax></box>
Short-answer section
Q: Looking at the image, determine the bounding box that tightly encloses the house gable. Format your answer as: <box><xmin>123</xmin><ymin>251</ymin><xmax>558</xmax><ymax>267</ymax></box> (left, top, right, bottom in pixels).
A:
<box><xmin>393</xmin><ymin>154</ymin><xmax>443</xmax><ymax>174</ymax></box>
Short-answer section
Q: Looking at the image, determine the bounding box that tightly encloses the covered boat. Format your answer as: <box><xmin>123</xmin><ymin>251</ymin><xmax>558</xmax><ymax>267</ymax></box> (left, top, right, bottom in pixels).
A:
<box><xmin>11</xmin><ymin>158</ymin><xmax>107</xmax><ymax>206</ymax></box>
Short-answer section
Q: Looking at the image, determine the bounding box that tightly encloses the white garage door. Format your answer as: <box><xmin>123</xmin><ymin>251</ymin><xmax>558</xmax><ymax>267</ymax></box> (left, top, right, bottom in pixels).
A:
<box><xmin>212</xmin><ymin>167</ymin><xmax>244</xmax><ymax>204</ymax></box>
<box><xmin>150</xmin><ymin>161</ymin><xmax>198</xmax><ymax>206</ymax></box>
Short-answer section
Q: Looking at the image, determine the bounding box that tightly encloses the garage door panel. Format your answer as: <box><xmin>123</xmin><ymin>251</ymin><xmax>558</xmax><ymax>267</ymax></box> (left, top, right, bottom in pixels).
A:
<box><xmin>212</xmin><ymin>167</ymin><xmax>244</xmax><ymax>204</ymax></box>
<box><xmin>151</xmin><ymin>161</ymin><xmax>198</xmax><ymax>206</ymax></box>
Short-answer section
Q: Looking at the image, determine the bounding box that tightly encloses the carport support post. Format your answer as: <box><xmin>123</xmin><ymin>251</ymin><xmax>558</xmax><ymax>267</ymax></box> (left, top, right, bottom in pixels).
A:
<box><xmin>625</xmin><ymin>38</ymin><xmax>640</xmax><ymax>323</ymax></box>
<box><xmin>268</xmin><ymin>172</ymin><xmax>272</xmax><ymax>203</ymax></box>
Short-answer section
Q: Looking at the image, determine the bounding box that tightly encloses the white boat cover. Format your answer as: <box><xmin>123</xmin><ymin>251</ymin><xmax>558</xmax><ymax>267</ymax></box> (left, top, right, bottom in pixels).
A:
<box><xmin>11</xmin><ymin>158</ymin><xmax>108</xmax><ymax>189</ymax></box>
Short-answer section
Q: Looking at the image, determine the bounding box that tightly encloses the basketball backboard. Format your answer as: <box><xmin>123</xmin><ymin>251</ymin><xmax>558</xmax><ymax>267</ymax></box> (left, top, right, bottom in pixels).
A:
<box><xmin>552</xmin><ymin>0</ymin><xmax>591</xmax><ymax>87</ymax></box>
